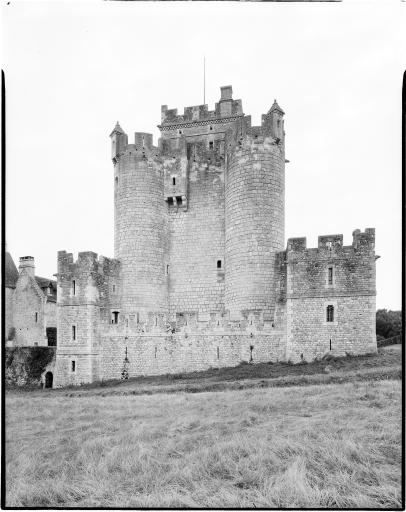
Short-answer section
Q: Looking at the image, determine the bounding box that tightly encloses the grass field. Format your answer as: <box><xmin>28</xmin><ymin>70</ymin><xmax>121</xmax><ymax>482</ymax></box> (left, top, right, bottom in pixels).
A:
<box><xmin>6</xmin><ymin>374</ymin><xmax>402</xmax><ymax>507</ymax></box>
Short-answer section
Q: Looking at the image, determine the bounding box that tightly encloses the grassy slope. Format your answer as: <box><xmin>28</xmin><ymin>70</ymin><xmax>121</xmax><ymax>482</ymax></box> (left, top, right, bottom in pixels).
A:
<box><xmin>6</xmin><ymin>379</ymin><xmax>402</xmax><ymax>508</ymax></box>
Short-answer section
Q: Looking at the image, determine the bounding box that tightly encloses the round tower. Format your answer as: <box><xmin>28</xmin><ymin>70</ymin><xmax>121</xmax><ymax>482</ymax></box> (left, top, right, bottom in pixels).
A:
<box><xmin>111</xmin><ymin>126</ymin><xmax>168</xmax><ymax>317</ymax></box>
<box><xmin>225</xmin><ymin>105</ymin><xmax>285</xmax><ymax>320</ymax></box>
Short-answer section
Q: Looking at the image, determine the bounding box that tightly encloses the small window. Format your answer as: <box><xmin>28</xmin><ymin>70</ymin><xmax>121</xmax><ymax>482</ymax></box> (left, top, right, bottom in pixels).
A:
<box><xmin>209</xmin><ymin>141</ymin><xmax>214</xmax><ymax>151</ymax></box>
<box><xmin>112</xmin><ymin>311</ymin><xmax>119</xmax><ymax>324</ymax></box>
<box><xmin>112</xmin><ymin>284</ymin><xmax>116</xmax><ymax>293</ymax></box>
<box><xmin>328</xmin><ymin>267</ymin><xmax>333</xmax><ymax>285</ymax></box>
<box><xmin>210</xmin><ymin>126</ymin><xmax>213</xmax><ymax>131</ymax></box>
<box><xmin>71</xmin><ymin>360</ymin><xmax>76</xmax><ymax>372</ymax></box>
<box><xmin>217</xmin><ymin>347</ymin><xmax>220</xmax><ymax>360</ymax></box>
<box><xmin>326</xmin><ymin>305</ymin><xmax>334</xmax><ymax>323</ymax></box>
<box><xmin>217</xmin><ymin>260</ymin><xmax>222</xmax><ymax>269</ymax></box>
<box><xmin>166</xmin><ymin>264</ymin><xmax>169</xmax><ymax>275</ymax></box>
<box><xmin>72</xmin><ymin>280</ymin><xmax>76</xmax><ymax>295</ymax></box>
<box><xmin>72</xmin><ymin>325</ymin><xmax>76</xmax><ymax>340</ymax></box>
<box><xmin>35</xmin><ymin>312</ymin><xmax>38</xmax><ymax>323</ymax></box>
<box><xmin>172</xmin><ymin>177</ymin><xmax>176</xmax><ymax>185</ymax></box>
<box><xmin>179</xmin><ymin>130</ymin><xmax>182</xmax><ymax>135</ymax></box>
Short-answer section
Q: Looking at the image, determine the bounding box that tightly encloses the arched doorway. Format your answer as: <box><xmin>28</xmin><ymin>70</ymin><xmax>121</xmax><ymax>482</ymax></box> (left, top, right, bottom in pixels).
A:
<box><xmin>45</xmin><ymin>371</ymin><xmax>53</xmax><ymax>389</ymax></box>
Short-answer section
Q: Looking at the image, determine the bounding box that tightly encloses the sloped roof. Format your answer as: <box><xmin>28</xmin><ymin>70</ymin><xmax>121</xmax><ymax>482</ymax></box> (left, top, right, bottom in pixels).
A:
<box><xmin>110</xmin><ymin>121</ymin><xmax>125</xmax><ymax>137</ymax></box>
<box><xmin>35</xmin><ymin>276</ymin><xmax>57</xmax><ymax>302</ymax></box>
<box><xmin>5</xmin><ymin>252</ymin><xmax>19</xmax><ymax>288</ymax></box>
<box><xmin>268</xmin><ymin>99</ymin><xmax>285</xmax><ymax>115</ymax></box>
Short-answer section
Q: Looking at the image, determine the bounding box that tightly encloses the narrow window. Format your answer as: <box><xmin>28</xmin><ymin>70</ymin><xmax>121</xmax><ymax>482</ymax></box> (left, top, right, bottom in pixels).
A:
<box><xmin>172</xmin><ymin>177</ymin><xmax>176</xmax><ymax>185</ymax></box>
<box><xmin>125</xmin><ymin>318</ymin><xmax>128</xmax><ymax>327</ymax></box>
<box><xmin>329</xmin><ymin>339</ymin><xmax>332</xmax><ymax>350</ymax></box>
<box><xmin>72</xmin><ymin>325</ymin><xmax>76</xmax><ymax>340</ymax></box>
<box><xmin>209</xmin><ymin>141</ymin><xmax>214</xmax><ymax>151</ymax></box>
<box><xmin>154</xmin><ymin>346</ymin><xmax>157</xmax><ymax>359</ymax></box>
<box><xmin>166</xmin><ymin>264</ymin><xmax>169</xmax><ymax>275</ymax></box>
<box><xmin>326</xmin><ymin>305</ymin><xmax>334</xmax><ymax>323</ymax></box>
<box><xmin>115</xmin><ymin>176</ymin><xmax>118</xmax><ymax>186</ymax></box>
<box><xmin>72</xmin><ymin>280</ymin><xmax>76</xmax><ymax>295</ymax></box>
<box><xmin>71</xmin><ymin>360</ymin><xmax>76</xmax><ymax>372</ymax></box>
<box><xmin>217</xmin><ymin>260</ymin><xmax>222</xmax><ymax>269</ymax></box>
<box><xmin>217</xmin><ymin>347</ymin><xmax>220</xmax><ymax>360</ymax></box>
<box><xmin>328</xmin><ymin>267</ymin><xmax>333</xmax><ymax>285</ymax></box>
<box><xmin>112</xmin><ymin>311</ymin><xmax>119</xmax><ymax>324</ymax></box>
<box><xmin>155</xmin><ymin>317</ymin><xmax>158</xmax><ymax>326</ymax></box>
<box><xmin>249</xmin><ymin>345</ymin><xmax>254</xmax><ymax>363</ymax></box>
<box><xmin>35</xmin><ymin>312</ymin><xmax>38</xmax><ymax>323</ymax></box>
<box><xmin>112</xmin><ymin>284</ymin><xmax>116</xmax><ymax>293</ymax></box>
<box><xmin>179</xmin><ymin>130</ymin><xmax>182</xmax><ymax>135</ymax></box>
<box><xmin>210</xmin><ymin>126</ymin><xmax>213</xmax><ymax>131</ymax></box>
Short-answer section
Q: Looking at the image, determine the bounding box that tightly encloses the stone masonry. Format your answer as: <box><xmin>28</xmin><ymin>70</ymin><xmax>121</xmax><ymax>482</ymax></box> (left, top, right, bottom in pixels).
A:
<box><xmin>54</xmin><ymin>85</ymin><xmax>378</xmax><ymax>387</ymax></box>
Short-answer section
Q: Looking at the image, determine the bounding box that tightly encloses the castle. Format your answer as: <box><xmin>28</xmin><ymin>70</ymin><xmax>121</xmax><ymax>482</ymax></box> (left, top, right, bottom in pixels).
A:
<box><xmin>54</xmin><ymin>85</ymin><xmax>378</xmax><ymax>387</ymax></box>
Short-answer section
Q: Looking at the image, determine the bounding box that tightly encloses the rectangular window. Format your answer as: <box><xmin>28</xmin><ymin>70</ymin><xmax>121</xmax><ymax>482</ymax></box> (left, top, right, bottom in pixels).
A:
<box><xmin>72</xmin><ymin>280</ymin><xmax>76</xmax><ymax>295</ymax></box>
<box><xmin>172</xmin><ymin>177</ymin><xmax>176</xmax><ymax>185</ymax></box>
<box><xmin>209</xmin><ymin>141</ymin><xmax>214</xmax><ymax>151</ymax></box>
<box><xmin>35</xmin><ymin>312</ymin><xmax>38</xmax><ymax>323</ymax></box>
<box><xmin>72</xmin><ymin>325</ymin><xmax>76</xmax><ymax>340</ymax></box>
<box><xmin>328</xmin><ymin>267</ymin><xmax>333</xmax><ymax>285</ymax></box>
<box><xmin>71</xmin><ymin>360</ymin><xmax>76</xmax><ymax>372</ymax></box>
<box><xmin>326</xmin><ymin>305</ymin><xmax>334</xmax><ymax>323</ymax></box>
<box><xmin>217</xmin><ymin>260</ymin><xmax>222</xmax><ymax>269</ymax></box>
<box><xmin>112</xmin><ymin>311</ymin><xmax>119</xmax><ymax>324</ymax></box>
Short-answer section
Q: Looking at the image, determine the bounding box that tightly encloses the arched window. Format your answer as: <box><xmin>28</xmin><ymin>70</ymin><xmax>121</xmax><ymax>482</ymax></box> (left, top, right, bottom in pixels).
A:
<box><xmin>326</xmin><ymin>305</ymin><xmax>334</xmax><ymax>322</ymax></box>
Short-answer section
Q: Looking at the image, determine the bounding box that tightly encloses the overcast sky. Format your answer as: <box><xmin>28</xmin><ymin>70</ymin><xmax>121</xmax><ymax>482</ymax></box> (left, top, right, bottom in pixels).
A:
<box><xmin>3</xmin><ymin>0</ymin><xmax>404</xmax><ymax>310</ymax></box>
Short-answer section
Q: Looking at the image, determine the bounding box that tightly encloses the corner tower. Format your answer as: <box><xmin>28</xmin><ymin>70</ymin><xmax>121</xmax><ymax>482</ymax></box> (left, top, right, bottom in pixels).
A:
<box><xmin>225</xmin><ymin>102</ymin><xmax>286</xmax><ymax>321</ymax></box>
<box><xmin>110</xmin><ymin>124</ymin><xmax>168</xmax><ymax>319</ymax></box>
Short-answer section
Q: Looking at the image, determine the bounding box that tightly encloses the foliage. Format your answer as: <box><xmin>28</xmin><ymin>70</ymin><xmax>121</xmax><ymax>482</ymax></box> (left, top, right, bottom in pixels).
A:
<box><xmin>376</xmin><ymin>309</ymin><xmax>402</xmax><ymax>340</ymax></box>
<box><xmin>5</xmin><ymin>347</ymin><xmax>56</xmax><ymax>387</ymax></box>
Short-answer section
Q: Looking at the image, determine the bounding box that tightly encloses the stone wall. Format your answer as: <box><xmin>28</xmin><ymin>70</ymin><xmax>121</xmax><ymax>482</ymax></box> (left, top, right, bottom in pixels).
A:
<box><xmin>99</xmin><ymin>331</ymin><xmax>284</xmax><ymax>382</ymax></box>
<box><xmin>285</xmin><ymin>229</ymin><xmax>377</xmax><ymax>362</ymax></box>
<box><xmin>13</xmin><ymin>273</ymin><xmax>47</xmax><ymax>346</ymax></box>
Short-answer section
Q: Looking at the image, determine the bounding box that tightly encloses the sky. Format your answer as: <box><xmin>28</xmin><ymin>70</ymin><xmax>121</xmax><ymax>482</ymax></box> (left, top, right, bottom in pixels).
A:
<box><xmin>2</xmin><ymin>0</ymin><xmax>405</xmax><ymax>310</ymax></box>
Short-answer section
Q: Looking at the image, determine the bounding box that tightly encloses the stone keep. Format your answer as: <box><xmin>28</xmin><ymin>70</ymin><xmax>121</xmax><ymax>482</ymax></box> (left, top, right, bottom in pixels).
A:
<box><xmin>54</xmin><ymin>86</ymin><xmax>378</xmax><ymax>386</ymax></box>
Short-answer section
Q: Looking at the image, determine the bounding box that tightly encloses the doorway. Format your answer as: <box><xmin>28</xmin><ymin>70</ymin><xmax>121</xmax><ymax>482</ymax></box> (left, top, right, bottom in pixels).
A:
<box><xmin>45</xmin><ymin>371</ymin><xmax>53</xmax><ymax>389</ymax></box>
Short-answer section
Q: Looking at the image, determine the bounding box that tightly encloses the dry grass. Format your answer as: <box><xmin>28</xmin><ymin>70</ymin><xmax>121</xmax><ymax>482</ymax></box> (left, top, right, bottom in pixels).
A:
<box><xmin>6</xmin><ymin>379</ymin><xmax>402</xmax><ymax>508</ymax></box>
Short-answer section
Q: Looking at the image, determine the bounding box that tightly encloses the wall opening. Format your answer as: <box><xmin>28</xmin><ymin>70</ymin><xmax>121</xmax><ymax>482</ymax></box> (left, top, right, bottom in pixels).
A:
<box><xmin>209</xmin><ymin>141</ymin><xmax>214</xmax><ymax>151</ymax></box>
<box><xmin>112</xmin><ymin>311</ymin><xmax>119</xmax><ymax>324</ymax></box>
<box><xmin>249</xmin><ymin>345</ymin><xmax>254</xmax><ymax>363</ymax></box>
<box><xmin>166</xmin><ymin>264</ymin><xmax>169</xmax><ymax>275</ymax></box>
<box><xmin>35</xmin><ymin>312</ymin><xmax>38</xmax><ymax>323</ymax></box>
<box><xmin>155</xmin><ymin>346</ymin><xmax>157</xmax><ymax>359</ymax></box>
<box><xmin>172</xmin><ymin>177</ymin><xmax>176</xmax><ymax>185</ymax></box>
<box><xmin>329</xmin><ymin>339</ymin><xmax>332</xmax><ymax>350</ymax></box>
<box><xmin>46</xmin><ymin>327</ymin><xmax>57</xmax><ymax>346</ymax></box>
<box><xmin>72</xmin><ymin>280</ymin><xmax>76</xmax><ymax>295</ymax></box>
<box><xmin>217</xmin><ymin>347</ymin><xmax>219</xmax><ymax>360</ymax></box>
<box><xmin>217</xmin><ymin>260</ymin><xmax>222</xmax><ymax>269</ymax></box>
<box><xmin>112</xmin><ymin>284</ymin><xmax>116</xmax><ymax>293</ymax></box>
<box><xmin>45</xmin><ymin>371</ymin><xmax>53</xmax><ymax>388</ymax></box>
<box><xmin>326</xmin><ymin>305</ymin><xmax>334</xmax><ymax>323</ymax></box>
<box><xmin>328</xmin><ymin>267</ymin><xmax>333</xmax><ymax>285</ymax></box>
<box><xmin>72</xmin><ymin>325</ymin><xmax>76</xmax><ymax>340</ymax></box>
<box><xmin>71</xmin><ymin>360</ymin><xmax>76</xmax><ymax>372</ymax></box>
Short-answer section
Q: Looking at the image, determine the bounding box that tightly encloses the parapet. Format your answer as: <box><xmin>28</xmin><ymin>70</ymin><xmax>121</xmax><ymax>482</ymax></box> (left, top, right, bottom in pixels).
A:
<box><xmin>286</xmin><ymin>229</ymin><xmax>376</xmax><ymax>260</ymax></box>
<box><xmin>57</xmin><ymin>250</ymin><xmax>120</xmax><ymax>277</ymax></box>
<box><xmin>159</xmin><ymin>85</ymin><xmax>244</xmax><ymax>129</ymax></box>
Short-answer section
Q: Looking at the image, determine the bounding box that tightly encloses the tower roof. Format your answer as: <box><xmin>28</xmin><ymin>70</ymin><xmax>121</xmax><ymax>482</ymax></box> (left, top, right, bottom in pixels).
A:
<box><xmin>110</xmin><ymin>121</ymin><xmax>125</xmax><ymax>137</ymax></box>
<box><xmin>268</xmin><ymin>99</ymin><xmax>285</xmax><ymax>115</ymax></box>
<box><xmin>5</xmin><ymin>252</ymin><xmax>19</xmax><ymax>288</ymax></box>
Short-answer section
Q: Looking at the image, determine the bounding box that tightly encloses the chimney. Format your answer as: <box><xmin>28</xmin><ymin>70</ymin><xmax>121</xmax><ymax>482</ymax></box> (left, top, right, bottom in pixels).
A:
<box><xmin>19</xmin><ymin>256</ymin><xmax>35</xmax><ymax>277</ymax></box>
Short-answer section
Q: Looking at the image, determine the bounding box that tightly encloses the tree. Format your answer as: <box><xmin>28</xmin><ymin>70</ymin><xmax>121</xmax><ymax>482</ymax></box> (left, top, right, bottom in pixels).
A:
<box><xmin>376</xmin><ymin>309</ymin><xmax>402</xmax><ymax>339</ymax></box>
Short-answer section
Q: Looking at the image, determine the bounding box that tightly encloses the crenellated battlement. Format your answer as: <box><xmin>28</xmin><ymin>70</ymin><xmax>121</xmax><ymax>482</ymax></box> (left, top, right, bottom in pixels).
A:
<box><xmin>159</xmin><ymin>85</ymin><xmax>243</xmax><ymax>130</ymax></box>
